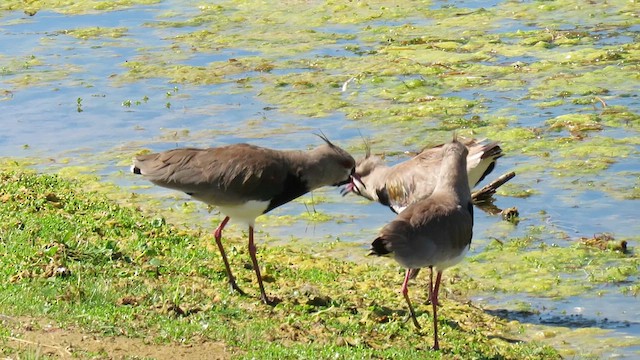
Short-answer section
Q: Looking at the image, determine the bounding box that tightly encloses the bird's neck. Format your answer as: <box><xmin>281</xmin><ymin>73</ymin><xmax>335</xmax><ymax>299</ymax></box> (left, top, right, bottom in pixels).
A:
<box><xmin>281</xmin><ymin>149</ymin><xmax>328</xmax><ymax>191</ymax></box>
<box><xmin>366</xmin><ymin>165</ymin><xmax>391</xmax><ymax>188</ymax></box>
<box><xmin>433</xmin><ymin>159</ymin><xmax>471</xmax><ymax>202</ymax></box>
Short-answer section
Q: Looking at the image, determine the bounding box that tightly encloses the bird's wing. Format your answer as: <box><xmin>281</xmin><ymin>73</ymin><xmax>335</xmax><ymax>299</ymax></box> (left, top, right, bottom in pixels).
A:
<box><xmin>134</xmin><ymin>145</ymin><xmax>289</xmax><ymax>201</ymax></box>
<box><xmin>407</xmin><ymin>199</ymin><xmax>474</xmax><ymax>251</ymax></box>
<box><xmin>376</xmin><ymin>163</ymin><xmax>439</xmax><ymax>213</ymax></box>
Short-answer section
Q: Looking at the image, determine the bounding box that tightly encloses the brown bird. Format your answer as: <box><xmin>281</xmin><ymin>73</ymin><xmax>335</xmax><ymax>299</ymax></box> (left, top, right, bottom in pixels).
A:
<box><xmin>369</xmin><ymin>138</ymin><xmax>473</xmax><ymax>350</ymax></box>
<box><xmin>132</xmin><ymin>135</ymin><xmax>357</xmax><ymax>305</ymax></box>
<box><xmin>343</xmin><ymin>137</ymin><xmax>501</xmax><ymax>213</ymax></box>
<box><xmin>343</xmin><ymin>138</ymin><xmax>498</xmax><ymax>287</ymax></box>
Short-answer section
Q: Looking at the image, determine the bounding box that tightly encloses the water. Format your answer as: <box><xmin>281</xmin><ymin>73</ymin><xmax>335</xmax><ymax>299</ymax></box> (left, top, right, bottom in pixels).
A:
<box><xmin>1</xmin><ymin>2</ymin><xmax>638</xmax><ymax>358</ymax></box>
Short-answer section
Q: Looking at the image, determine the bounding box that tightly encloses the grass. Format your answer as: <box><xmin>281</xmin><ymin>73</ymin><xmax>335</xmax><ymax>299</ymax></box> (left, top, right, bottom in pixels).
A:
<box><xmin>0</xmin><ymin>168</ymin><xmax>560</xmax><ymax>359</ymax></box>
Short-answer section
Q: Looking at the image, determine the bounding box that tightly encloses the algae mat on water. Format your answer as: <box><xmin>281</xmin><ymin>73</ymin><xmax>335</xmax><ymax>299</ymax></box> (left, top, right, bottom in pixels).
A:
<box><xmin>2</xmin><ymin>0</ymin><xmax>637</xmax><ymax>195</ymax></box>
<box><xmin>0</xmin><ymin>168</ymin><xmax>560</xmax><ymax>358</ymax></box>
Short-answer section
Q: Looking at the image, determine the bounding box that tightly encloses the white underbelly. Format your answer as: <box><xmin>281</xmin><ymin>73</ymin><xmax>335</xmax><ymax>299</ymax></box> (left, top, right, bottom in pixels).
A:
<box><xmin>217</xmin><ymin>200</ymin><xmax>270</xmax><ymax>227</ymax></box>
<box><xmin>434</xmin><ymin>244</ymin><xmax>470</xmax><ymax>271</ymax></box>
<box><xmin>397</xmin><ymin>243</ymin><xmax>470</xmax><ymax>271</ymax></box>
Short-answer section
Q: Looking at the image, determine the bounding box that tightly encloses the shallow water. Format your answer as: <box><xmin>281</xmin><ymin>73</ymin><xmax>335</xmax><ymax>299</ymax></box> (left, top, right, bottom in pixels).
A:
<box><xmin>1</xmin><ymin>1</ymin><xmax>638</xmax><ymax>358</ymax></box>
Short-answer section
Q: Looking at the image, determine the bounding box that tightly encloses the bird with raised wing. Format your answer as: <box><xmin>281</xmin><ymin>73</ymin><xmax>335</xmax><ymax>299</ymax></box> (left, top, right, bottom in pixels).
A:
<box><xmin>132</xmin><ymin>135</ymin><xmax>357</xmax><ymax>305</ymax></box>
<box><xmin>369</xmin><ymin>137</ymin><xmax>473</xmax><ymax>350</ymax></box>
<box><xmin>343</xmin><ymin>138</ymin><xmax>501</xmax><ymax>213</ymax></box>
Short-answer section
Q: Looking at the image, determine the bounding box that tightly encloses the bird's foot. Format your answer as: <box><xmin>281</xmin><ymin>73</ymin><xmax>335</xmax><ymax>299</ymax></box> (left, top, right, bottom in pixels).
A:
<box><xmin>411</xmin><ymin>317</ymin><xmax>422</xmax><ymax>330</ymax></box>
<box><xmin>425</xmin><ymin>299</ymin><xmax>442</xmax><ymax>307</ymax></box>
<box><xmin>403</xmin><ymin>313</ymin><xmax>422</xmax><ymax>330</ymax></box>
<box><xmin>261</xmin><ymin>295</ymin><xmax>282</xmax><ymax>306</ymax></box>
<box><xmin>229</xmin><ymin>281</ymin><xmax>247</xmax><ymax>296</ymax></box>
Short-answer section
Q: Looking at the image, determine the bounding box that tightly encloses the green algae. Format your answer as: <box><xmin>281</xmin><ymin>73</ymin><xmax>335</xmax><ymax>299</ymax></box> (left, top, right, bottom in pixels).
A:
<box><xmin>61</xmin><ymin>26</ymin><xmax>128</xmax><ymax>39</ymax></box>
<box><xmin>0</xmin><ymin>53</ymin><xmax>79</xmax><ymax>89</ymax></box>
<box><xmin>176</xmin><ymin>27</ymin><xmax>356</xmax><ymax>58</ymax></box>
<box><xmin>2</xmin><ymin>0</ymin><xmax>636</xmax><ymax>220</ymax></box>
<box><xmin>0</xmin><ymin>55</ymin><xmax>42</xmax><ymax>75</ymax></box>
<box><xmin>569</xmin><ymin>170</ymin><xmax>640</xmax><ymax>201</ymax></box>
<box><xmin>4</xmin><ymin>0</ymin><xmax>639</xmax><ymax>139</ymax></box>
<box><xmin>0</xmin><ymin>0</ymin><xmax>161</xmax><ymax>14</ymax></box>
<box><xmin>522</xmin><ymin>325</ymin><xmax>640</xmax><ymax>359</ymax></box>
<box><xmin>297</xmin><ymin>210</ymin><xmax>335</xmax><ymax>223</ymax></box>
<box><xmin>529</xmin><ymin>65</ymin><xmax>637</xmax><ymax>102</ymax></box>
<box><xmin>454</xmin><ymin>233</ymin><xmax>638</xmax><ymax>299</ymax></box>
<box><xmin>600</xmin><ymin>105</ymin><xmax>640</xmax><ymax>129</ymax></box>
<box><xmin>496</xmin><ymin>183</ymin><xmax>538</xmax><ymax>198</ymax></box>
<box><xmin>546</xmin><ymin>113</ymin><xmax>603</xmax><ymax>133</ymax></box>
<box><xmin>119</xmin><ymin>61</ymin><xmax>226</xmax><ymax>85</ymax></box>
<box><xmin>544</xmin><ymin>136</ymin><xmax>636</xmax><ymax>177</ymax></box>
<box><xmin>498</xmin><ymin>0</ymin><xmax>638</xmax><ymax>27</ymax></box>
<box><xmin>259</xmin><ymin>71</ymin><xmax>349</xmax><ymax>117</ymax></box>
<box><xmin>553</xmin><ymin>136</ymin><xmax>634</xmax><ymax>158</ymax></box>
<box><xmin>0</xmin><ymin>1</ymin><xmax>634</xmax><ymax>207</ymax></box>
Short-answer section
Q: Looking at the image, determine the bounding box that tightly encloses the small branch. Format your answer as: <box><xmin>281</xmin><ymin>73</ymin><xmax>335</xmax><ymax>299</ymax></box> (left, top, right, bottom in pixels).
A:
<box><xmin>472</xmin><ymin>171</ymin><xmax>516</xmax><ymax>202</ymax></box>
<box><xmin>594</xmin><ymin>96</ymin><xmax>607</xmax><ymax>110</ymax></box>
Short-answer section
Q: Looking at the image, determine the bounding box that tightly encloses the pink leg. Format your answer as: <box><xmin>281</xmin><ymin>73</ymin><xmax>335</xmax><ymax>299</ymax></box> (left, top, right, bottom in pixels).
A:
<box><xmin>430</xmin><ymin>270</ymin><xmax>443</xmax><ymax>350</ymax></box>
<box><xmin>427</xmin><ymin>266</ymin><xmax>442</xmax><ymax>306</ymax></box>
<box><xmin>428</xmin><ymin>266</ymin><xmax>434</xmax><ymax>302</ymax></box>
<box><xmin>248</xmin><ymin>226</ymin><xmax>270</xmax><ymax>305</ymax></box>
<box><xmin>401</xmin><ymin>269</ymin><xmax>421</xmax><ymax>330</ymax></box>
<box><xmin>213</xmin><ymin>217</ymin><xmax>245</xmax><ymax>295</ymax></box>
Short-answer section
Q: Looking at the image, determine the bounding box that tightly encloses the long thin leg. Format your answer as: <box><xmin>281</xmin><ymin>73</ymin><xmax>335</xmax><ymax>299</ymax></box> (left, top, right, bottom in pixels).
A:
<box><xmin>430</xmin><ymin>270</ymin><xmax>443</xmax><ymax>350</ymax></box>
<box><xmin>248</xmin><ymin>226</ymin><xmax>270</xmax><ymax>305</ymax></box>
<box><xmin>213</xmin><ymin>216</ymin><xmax>245</xmax><ymax>295</ymax></box>
<box><xmin>427</xmin><ymin>266</ymin><xmax>441</xmax><ymax>306</ymax></box>
<box><xmin>401</xmin><ymin>269</ymin><xmax>421</xmax><ymax>330</ymax></box>
<box><xmin>428</xmin><ymin>266</ymin><xmax>434</xmax><ymax>302</ymax></box>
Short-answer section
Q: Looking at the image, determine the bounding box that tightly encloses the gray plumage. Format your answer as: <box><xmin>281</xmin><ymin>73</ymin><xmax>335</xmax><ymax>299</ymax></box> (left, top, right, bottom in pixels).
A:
<box><xmin>132</xmin><ymin>136</ymin><xmax>356</xmax><ymax>304</ymax></box>
<box><xmin>370</xmin><ymin>138</ymin><xmax>473</xmax><ymax>350</ymax></box>
<box><xmin>345</xmin><ymin>138</ymin><xmax>501</xmax><ymax>213</ymax></box>
<box><xmin>133</xmin><ymin>142</ymin><xmax>355</xmax><ymax>217</ymax></box>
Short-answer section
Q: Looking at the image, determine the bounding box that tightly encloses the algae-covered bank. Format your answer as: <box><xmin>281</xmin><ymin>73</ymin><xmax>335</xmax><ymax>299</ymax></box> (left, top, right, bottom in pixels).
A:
<box><xmin>1</xmin><ymin>0</ymin><xmax>639</xmax><ymax>358</ymax></box>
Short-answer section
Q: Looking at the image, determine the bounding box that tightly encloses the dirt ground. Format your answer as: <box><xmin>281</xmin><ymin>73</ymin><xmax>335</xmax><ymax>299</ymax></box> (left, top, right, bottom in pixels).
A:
<box><xmin>2</xmin><ymin>315</ymin><xmax>230</xmax><ymax>360</ymax></box>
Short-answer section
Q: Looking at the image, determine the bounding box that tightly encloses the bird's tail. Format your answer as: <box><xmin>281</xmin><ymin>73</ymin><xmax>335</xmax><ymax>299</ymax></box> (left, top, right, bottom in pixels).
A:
<box><xmin>369</xmin><ymin>236</ymin><xmax>392</xmax><ymax>257</ymax></box>
<box><xmin>466</xmin><ymin>139</ymin><xmax>502</xmax><ymax>187</ymax></box>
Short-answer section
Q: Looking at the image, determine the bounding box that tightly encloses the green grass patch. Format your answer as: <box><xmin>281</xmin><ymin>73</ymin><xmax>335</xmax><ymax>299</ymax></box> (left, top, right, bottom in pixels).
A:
<box><xmin>0</xmin><ymin>168</ymin><xmax>561</xmax><ymax>359</ymax></box>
